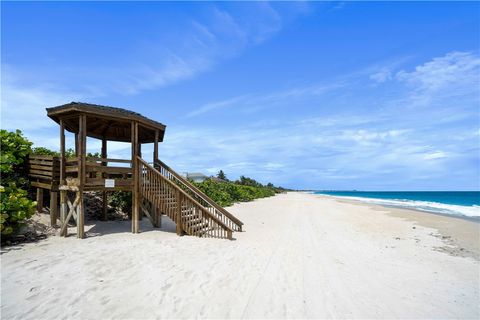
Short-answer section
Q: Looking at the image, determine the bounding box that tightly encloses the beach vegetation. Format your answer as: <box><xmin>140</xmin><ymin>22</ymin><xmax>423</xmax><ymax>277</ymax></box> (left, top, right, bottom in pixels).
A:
<box><xmin>0</xmin><ymin>130</ymin><xmax>36</xmax><ymax>237</ymax></box>
<box><xmin>216</xmin><ymin>170</ymin><xmax>227</xmax><ymax>181</ymax></box>
<box><xmin>32</xmin><ymin>147</ymin><xmax>99</xmax><ymax>158</ymax></box>
<box><xmin>192</xmin><ymin>174</ymin><xmax>287</xmax><ymax>207</ymax></box>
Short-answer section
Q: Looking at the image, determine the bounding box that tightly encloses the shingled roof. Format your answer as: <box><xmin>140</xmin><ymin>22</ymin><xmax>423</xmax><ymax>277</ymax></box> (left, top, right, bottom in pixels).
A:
<box><xmin>46</xmin><ymin>102</ymin><xmax>166</xmax><ymax>143</ymax></box>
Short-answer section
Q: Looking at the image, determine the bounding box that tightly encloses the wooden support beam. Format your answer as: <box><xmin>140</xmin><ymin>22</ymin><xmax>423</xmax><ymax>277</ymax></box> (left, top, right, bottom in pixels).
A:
<box><xmin>60</xmin><ymin>190</ymin><xmax>67</xmax><ymax>236</ymax></box>
<box><xmin>176</xmin><ymin>190</ymin><xmax>183</xmax><ymax>236</ymax></box>
<box><xmin>77</xmin><ymin>193</ymin><xmax>84</xmax><ymax>238</ymax></box>
<box><xmin>59</xmin><ymin>192</ymin><xmax>81</xmax><ymax>237</ymax></box>
<box><xmin>50</xmin><ymin>191</ymin><xmax>58</xmax><ymax>226</ymax></box>
<box><xmin>60</xmin><ymin>119</ymin><xmax>66</xmax><ymax>184</ymax></box>
<box><xmin>140</xmin><ymin>203</ymin><xmax>155</xmax><ymax>227</ymax></box>
<box><xmin>74</xmin><ymin>133</ymin><xmax>79</xmax><ymax>157</ymax></box>
<box><xmin>154</xmin><ymin>130</ymin><xmax>159</xmax><ymax>163</ymax></box>
<box><xmin>152</xmin><ymin>205</ymin><xmax>160</xmax><ymax>228</ymax></box>
<box><xmin>101</xmin><ymin>137</ymin><xmax>108</xmax><ymax>221</ymax></box>
<box><xmin>137</xmin><ymin>139</ymin><xmax>142</xmax><ymax>221</ymax></box>
<box><xmin>131</xmin><ymin>121</ymin><xmax>140</xmax><ymax>233</ymax></box>
<box><xmin>76</xmin><ymin>114</ymin><xmax>86</xmax><ymax>239</ymax></box>
<box><xmin>36</xmin><ymin>188</ymin><xmax>44</xmax><ymax>212</ymax></box>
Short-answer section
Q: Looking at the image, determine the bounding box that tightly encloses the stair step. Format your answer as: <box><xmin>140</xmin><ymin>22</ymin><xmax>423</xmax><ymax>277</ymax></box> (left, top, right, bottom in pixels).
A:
<box><xmin>140</xmin><ymin>159</ymin><xmax>243</xmax><ymax>239</ymax></box>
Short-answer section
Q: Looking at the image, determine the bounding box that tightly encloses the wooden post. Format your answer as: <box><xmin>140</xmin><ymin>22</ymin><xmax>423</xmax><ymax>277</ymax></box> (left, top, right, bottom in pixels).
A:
<box><xmin>137</xmin><ymin>143</ymin><xmax>142</xmax><ymax>221</ymax></box>
<box><xmin>77</xmin><ymin>192</ymin><xmax>84</xmax><ymax>238</ymax></box>
<box><xmin>176</xmin><ymin>190</ymin><xmax>183</xmax><ymax>236</ymax></box>
<box><xmin>77</xmin><ymin>114</ymin><xmax>86</xmax><ymax>239</ymax></box>
<box><xmin>153</xmin><ymin>131</ymin><xmax>160</xmax><ymax>228</ymax></box>
<box><xmin>74</xmin><ymin>133</ymin><xmax>79</xmax><ymax>157</ymax></box>
<box><xmin>50</xmin><ymin>191</ymin><xmax>58</xmax><ymax>226</ymax></box>
<box><xmin>36</xmin><ymin>188</ymin><xmax>44</xmax><ymax>212</ymax></box>
<box><xmin>154</xmin><ymin>130</ymin><xmax>159</xmax><ymax>163</ymax></box>
<box><xmin>131</xmin><ymin>121</ymin><xmax>140</xmax><ymax>233</ymax></box>
<box><xmin>152</xmin><ymin>206</ymin><xmax>160</xmax><ymax>228</ymax></box>
<box><xmin>60</xmin><ymin>190</ymin><xmax>67</xmax><ymax>236</ymax></box>
<box><xmin>60</xmin><ymin>119</ymin><xmax>66</xmax><ymax>184</ymax></box>
<box><xmin>101</xmin><ymin>137</ymin><xmax>108</xmax><ymax>221</ymax></box>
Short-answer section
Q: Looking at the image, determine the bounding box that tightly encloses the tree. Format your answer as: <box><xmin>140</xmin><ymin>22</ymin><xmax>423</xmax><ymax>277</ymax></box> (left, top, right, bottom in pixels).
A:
<box><xmin>217</xmin><ymin>170</ymin><xmax>227</xmax><ymax>180</ymax></box>
<box><xmin>237</xmin><ymin>175</ymin><xmax>262</xmax><ymax>187</ymax></box>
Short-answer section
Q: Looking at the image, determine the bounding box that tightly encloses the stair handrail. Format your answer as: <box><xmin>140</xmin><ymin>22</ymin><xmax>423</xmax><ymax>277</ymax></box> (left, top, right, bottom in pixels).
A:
<box><xmin>154</xmin><ymin>158</ymin><xmax>244</xmax><ymax>231</ymax></box>
<box><xmin>138</xmin><ymin>157</ymin><xmax>233</xmax><ymax>233</ymax></box>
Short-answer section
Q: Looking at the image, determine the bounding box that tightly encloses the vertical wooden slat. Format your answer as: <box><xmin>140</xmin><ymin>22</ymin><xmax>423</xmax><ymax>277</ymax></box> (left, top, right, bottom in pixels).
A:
<box><xmin>176</xmin><ymin>190</ymin><xmax>182</xmax><ymax>235</ymax></box>
<box><xmin>36</xmin><ymin>188</ymin><xmax>43</xmax><ymax>212</ymax></box>
<box><xmin>50</xmin><ymin>191</ymin><xmax>58</xmax><ymax>226</ymax></box>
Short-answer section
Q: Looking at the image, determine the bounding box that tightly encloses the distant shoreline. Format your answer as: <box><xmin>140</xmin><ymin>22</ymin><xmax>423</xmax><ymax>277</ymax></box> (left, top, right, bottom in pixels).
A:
<box><xmin>312</xmin><ymin>193</ymin><xmax>479</xmax><ymax>260</ymax></box>
<box><xmin>316</xmin><ymin>193</ymin><xmax>480</xmax><ymax>223</ymax></box>
<box><xmin>311</xmin><ymin>191</ymin><xmax>480</xmax><ymax>221</ymax></box>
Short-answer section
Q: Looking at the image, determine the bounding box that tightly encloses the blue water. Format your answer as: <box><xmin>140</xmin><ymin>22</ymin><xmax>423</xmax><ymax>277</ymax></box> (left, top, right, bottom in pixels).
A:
<box><xmin>314</xmin><ymin>191</ymin><xmax>480</xmax><ymax>218</ymax></box>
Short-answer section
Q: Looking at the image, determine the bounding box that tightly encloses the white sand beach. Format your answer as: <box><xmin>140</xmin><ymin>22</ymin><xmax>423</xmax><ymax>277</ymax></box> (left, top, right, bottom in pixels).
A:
<box><xmin>1</xmin><ymin>192</ymin><xmax>479</xmax><ymax>319</ymax></box>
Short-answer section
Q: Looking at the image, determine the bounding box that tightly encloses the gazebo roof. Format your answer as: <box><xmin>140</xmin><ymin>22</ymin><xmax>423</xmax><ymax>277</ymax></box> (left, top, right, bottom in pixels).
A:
<box><xmin>46</xmin><ymin>102</ymin><xmax>166</xmax><ymax>143</ymax></box>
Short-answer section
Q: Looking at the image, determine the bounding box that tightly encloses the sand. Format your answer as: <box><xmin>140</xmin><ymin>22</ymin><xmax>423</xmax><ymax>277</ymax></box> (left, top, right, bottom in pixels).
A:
<box><xmin>1</xmin><ymin>192</ymin><xmax>479</xmax><ymax>319</ymax></box>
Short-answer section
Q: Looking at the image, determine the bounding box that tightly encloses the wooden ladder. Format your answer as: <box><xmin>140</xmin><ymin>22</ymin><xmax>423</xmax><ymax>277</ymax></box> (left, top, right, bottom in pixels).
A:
<box><xmin>137</xmin><ymin>158</ymin><xmax>243</xmax><ymax>239</ymax></box>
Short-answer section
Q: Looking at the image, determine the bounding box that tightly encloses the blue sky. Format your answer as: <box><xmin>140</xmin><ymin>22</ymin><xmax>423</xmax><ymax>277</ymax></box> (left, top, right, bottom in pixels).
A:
<box><xmin>2</xmin><ymin>2</ymin><xmax>479</xmax><ymax>190</ymax></box>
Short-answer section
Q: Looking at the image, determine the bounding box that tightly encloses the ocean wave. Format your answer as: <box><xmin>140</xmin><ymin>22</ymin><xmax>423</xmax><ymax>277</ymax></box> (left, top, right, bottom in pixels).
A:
<box><xmin>323</xmin><ymin>195</ymin><xmax>480</xmax><ymax>218</ymax></box>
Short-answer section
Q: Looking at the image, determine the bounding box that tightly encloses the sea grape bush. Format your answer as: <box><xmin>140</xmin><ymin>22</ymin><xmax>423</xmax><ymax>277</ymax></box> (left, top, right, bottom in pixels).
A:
<box><xmin>0</xmin><ymin>184</ymin><xmax>36</xmax><ymax>235</ymax></box>
<box><xmin>192</xmin><ymin>178</ymin><xmax>281</xmax><ymax>207</ymax></box>
<box><xmin>0</xmin><ymin>130</ymin><xmax>36</xmax><ymax>236</ymax></box>
<box><xmin>1</xmin><ymin>130</ymin><xmax>32</xmax><ymax>187</ymax></box>
<box><xmin>32</xmin><ymin>147</ymin><xmax>97</xmax><ymax>158</ymax></box>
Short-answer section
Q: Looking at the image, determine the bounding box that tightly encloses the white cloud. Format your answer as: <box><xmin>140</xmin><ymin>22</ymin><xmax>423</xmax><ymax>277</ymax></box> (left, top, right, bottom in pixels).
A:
<box><xmin>423</xmin><ymin>151</ymin><xmax>448</xmax><ymax>160</ymax></box>
<box><xmin>187</xmin><ymin>94</ymin><xmax>251</xmax><ymax>117</ymax></box>
<box><xmin>395</xmin><ymin>51</ymin><xmax>480</xmax><ymax>97</ymax></box>
<box><xmin>3</xmin><ymin>4</ymin><xmax>292</xmax><ymax>98</ymax></box>
<box><xmin>0</xmin><ymin>79</ymin><xmax>83</xmax><ymax>131</ymax></box>
<box><xmin>369</xmin><ymin>68</ymin><xmax>392</xmax><ymax>83</ymax></box>
<box><xmin>187</xmin><ymin>81</ymin><xmax>346</xmax><ymax>117</ymax></box>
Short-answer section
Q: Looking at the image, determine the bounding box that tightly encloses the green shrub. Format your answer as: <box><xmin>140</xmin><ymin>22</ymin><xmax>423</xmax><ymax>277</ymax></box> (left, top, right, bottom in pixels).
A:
<box><xmin>1</xmin><ymin>129</ymin><xmax>32</xmax><ymax>187</ymax></box>
<box><xmin>32</xmin><ymin>147</ymin><xmax>78</xmax><ymax>158</ymax></box>
<box><xmin>0</xmin><ymin>130</ymin><xmax>36</xmax><ymax>237</ymax></box>
<box><xmin>192</xmin><ymin>178</ymin><xmax>277</xmax><ymax>207</ymax></box>
<box><xmin>31</xmin><ymin>147</ymin><xmax>58</xmax><ymax>156</ymax></box>
<box><xmin>0</xmin><ymin>184</ymin><xmax>36</xmax><ymax>235</ymax></box>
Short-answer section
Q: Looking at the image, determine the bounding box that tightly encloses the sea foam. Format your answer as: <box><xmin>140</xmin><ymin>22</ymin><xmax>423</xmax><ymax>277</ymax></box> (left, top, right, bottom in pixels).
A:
<box><xmin>327</xmin><ymin>196</ymin><xmax>480</xmax><ymax>218</ymax></box>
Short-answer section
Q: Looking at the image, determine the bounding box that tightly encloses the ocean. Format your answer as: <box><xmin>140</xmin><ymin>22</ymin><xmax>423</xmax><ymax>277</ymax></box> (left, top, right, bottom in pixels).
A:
<box><xmin>314</xmin><ymin>191</ymin><xmax>480</xmax><ymax>219</ymax></box>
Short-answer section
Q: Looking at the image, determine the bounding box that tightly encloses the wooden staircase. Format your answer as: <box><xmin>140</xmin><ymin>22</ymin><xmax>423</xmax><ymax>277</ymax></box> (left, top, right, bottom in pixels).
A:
<box><xmin>137</xmin><ymin>157</ymin><xmax>243</xmax><ymax>240</ymax></box>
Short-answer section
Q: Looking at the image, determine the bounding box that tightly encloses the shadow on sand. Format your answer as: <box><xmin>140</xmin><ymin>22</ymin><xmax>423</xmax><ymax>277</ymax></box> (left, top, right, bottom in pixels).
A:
<box><xmin>85</xmin><ymin>214</ymin><xmax>178</xmax><ymax>238</ymax></box>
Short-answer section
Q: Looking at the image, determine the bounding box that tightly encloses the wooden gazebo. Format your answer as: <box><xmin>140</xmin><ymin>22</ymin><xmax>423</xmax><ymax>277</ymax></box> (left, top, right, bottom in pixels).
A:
<box><xmin>29</xmin><ymin>102</ymin><xmax>243</xmax><ymax>239</ymax></box>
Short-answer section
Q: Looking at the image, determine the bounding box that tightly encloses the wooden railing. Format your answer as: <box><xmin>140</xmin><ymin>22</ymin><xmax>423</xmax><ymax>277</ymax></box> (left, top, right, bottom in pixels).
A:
<box><xmin>138</xmin><ymin>158</ymin><xmax>233</xmax><ymax>239</ymax></box>
<box><xmin>28</xmin><ymin>155</ymin><xmax>60</xmax><ymax>190</ymax></box>
<box><xmin>154</xmin><ymin>159</ymin><xmax>244</xmax><ymax>232</ymax></box>
<box><xmin>84</xmin><ymin>157</ymin><xmax>133</xmax><ymax>190</ymax></box>
<box><xmin>65</xmin><ymin>157</ymin><xmax>79</xmax><ymax>175</ymax></box>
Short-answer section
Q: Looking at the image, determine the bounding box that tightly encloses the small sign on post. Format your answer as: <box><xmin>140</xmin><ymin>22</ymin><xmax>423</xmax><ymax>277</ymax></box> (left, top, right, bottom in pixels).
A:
<box><xmin>105</xmin><ymin>179</ymin><xmax>115</xmax><ymax>188</ymax></box>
